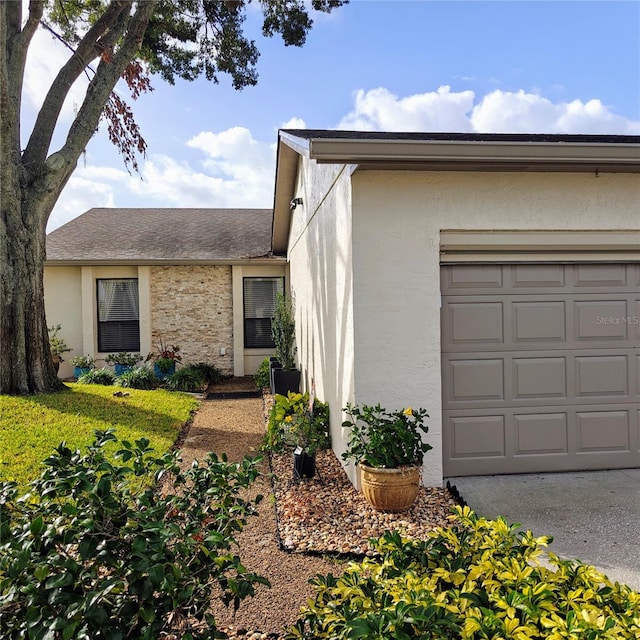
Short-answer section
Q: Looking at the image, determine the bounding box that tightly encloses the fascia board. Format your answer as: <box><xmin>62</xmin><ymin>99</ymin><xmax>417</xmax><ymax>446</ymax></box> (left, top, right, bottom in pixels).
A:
<box><xmin>272</xmin><ymin>134</ymin><xmax>307</xmax><ymax>254</ymax></box>
<box><xmin>307</xmin><ymin>139</ymin><xmax>640</xmax><ymax>168</ymax></box>
<box><xmin>44</xmin><ymin>258</ymin><xmax>287</xmax><ymax>267</ymax></box>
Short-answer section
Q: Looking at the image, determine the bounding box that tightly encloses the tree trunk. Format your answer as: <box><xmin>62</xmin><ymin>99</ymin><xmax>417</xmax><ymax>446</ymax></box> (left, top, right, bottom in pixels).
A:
<box><xmin>0</xmin><ymin>193</ymin><xmax>63</xmax><ymax>394</ymax></box>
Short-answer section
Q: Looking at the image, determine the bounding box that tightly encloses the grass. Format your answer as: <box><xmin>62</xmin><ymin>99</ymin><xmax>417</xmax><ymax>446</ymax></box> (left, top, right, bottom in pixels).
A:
<box><xmin>0</xmin><ymin>383</ymin><xmax>200</xmax><ymax>488</ymax></box>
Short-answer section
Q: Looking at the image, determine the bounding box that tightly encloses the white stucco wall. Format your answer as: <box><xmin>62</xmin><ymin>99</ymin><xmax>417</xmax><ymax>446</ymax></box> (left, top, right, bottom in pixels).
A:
<box><xmin>351</xmin><ymin>170</ymin><xmax>640</xmax><ymax>485</ymax></box>
<box><xmin>287</xmin><ymin>158</ymin><xmax>356</xmax><ymax>469</ymax></box>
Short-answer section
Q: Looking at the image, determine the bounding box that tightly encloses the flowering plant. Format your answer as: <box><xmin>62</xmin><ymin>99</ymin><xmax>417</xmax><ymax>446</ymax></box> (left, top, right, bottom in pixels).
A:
<box><xmin>69</xmin><ymin>355</ymin><xmax>95</xmax><ymax>369</ymax></box>
<box><xmin>146</xmin><ymin>338</ymin><xmax>181</xmax><ymax>372</ymax></box>
<box><xmin>341</xmin><ymin>404</ymin><xmax>431</xmax><ymax>468</ymax></box>
<box><xmin>105</xmin><ymin>352</ymin><xmax>142</xmax><ymax>367</ymax></box>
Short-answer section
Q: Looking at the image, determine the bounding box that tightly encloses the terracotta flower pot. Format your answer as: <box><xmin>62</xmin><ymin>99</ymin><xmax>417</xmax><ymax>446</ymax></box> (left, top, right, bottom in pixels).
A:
<box><xmin>359</xmin><ymin>464</ymin><xmax>421</xmax><ymax>512</ymax></box>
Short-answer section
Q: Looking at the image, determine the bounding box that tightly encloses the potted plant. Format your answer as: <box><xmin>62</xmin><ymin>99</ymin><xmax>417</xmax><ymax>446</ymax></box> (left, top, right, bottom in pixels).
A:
<box><xmin>146</xmin><ymin>338</ymin><xmax>181</xmax><ymax>380</ymax></box>
<box><xmin>341</xmin><ymin>404</ymin><xmax>432</xmax><ymax>512</ymax></box>
<box><xmin>69</xmin><ymin>355</ymin><xmax>96</xmax><ymax>379</ymax></box>
<box><xmin>48</xmin><ymin>325</ymin><xmax>71</xmax><ymax>373</ymax></box>
<box><xmin>105</xmin><ymin>352</ymin><xmax>142</xmax><ymax>376</ymax></box>
<box><xmin>270</xmin><ymin>292</ymin><xmax>300</xmax><ymax>395</ymax></box>
<box><xmin>267</xmin><ymin>391</ymin><xmax>330</xmax><ymax>479</ymax></box>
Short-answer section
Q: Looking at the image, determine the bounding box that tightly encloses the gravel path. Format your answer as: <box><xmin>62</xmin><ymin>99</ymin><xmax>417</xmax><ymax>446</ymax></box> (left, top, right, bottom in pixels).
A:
<box><xmin>179</xmin><ymin>395</ymin><xmax>457</xmax><ymax>638</ymax></box>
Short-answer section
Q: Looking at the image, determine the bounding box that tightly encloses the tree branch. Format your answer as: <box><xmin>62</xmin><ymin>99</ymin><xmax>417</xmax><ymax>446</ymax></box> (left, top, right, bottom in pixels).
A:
<box><xmin>22</xmin><ymin>1</ymin><xmax>129</xmax><ymax>170</ymax></box>
<box><xmin>43</xmin><ymin>1</ymin><xmax>157</xmax><ymax>194</ymax></box>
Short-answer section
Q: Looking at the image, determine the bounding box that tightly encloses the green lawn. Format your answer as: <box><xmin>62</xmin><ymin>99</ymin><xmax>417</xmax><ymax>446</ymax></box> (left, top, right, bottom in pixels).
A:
<box><xmin>0</xmin><ymin>383</ymin><xmax>200</xmax><ymax>488</ymax></box>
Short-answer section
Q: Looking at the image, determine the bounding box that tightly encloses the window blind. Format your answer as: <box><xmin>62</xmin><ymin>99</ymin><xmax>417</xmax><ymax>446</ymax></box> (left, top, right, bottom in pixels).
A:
<box><xmin>97</xmin><ymin>279</ymin><xmax>140</xmax><ymax>352</ymax></box>
<box><xmin>243</xmin><ymin>277</ymin><xmax>283</xmax><ymax>348</ymax></box>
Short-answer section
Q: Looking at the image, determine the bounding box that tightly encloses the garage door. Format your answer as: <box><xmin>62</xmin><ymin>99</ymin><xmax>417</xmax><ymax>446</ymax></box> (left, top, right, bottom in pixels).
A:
<box><xmin>441</xmin><ymin>263</ymin><xmax>640</xmax><ymax>476</ymax></box>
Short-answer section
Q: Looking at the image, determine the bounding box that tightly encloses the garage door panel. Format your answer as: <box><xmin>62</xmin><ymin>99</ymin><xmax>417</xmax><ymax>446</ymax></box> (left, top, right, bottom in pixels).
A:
<box><xmin>513</xmin><ymin>264</ymin><xmax>565</xmax><ymax>288</ymax></box>
<box><xmin>444</xmin><ymin>264</ymin><xmax>504</xmax><ymax>289</ymax></box>
<box><xmin>513</xmin><ymin>357</ymin><xmax>567</xmax><ymax>399</ymax></box>
<box><xmin>442</xmin><ymin>263</ymin><xmax>640</xmax><ymax>476</ymax></box>
<box><xmin>446</xmin><ymin>302</ymin><xmax>504</xmax><ymax>344</ymax></box>
<box><xmin>513</xmin><ymin>302</ymin><xmax>566</xmax><ymax>342</ymax></box>
<box><xmin>576</xmin><ymin>411</ymin><xmax>631</xmax><ymax>452</ymax></box>
<box><xmin>574</xmin><ymin>264</ymin><xmax>628</xmax><ymax>287</ymax></box>
<box><xmin>449</xmin><ymin>359</ymin><xmax>504</xmax><ymax>402</ymax></box>
<box><xmin>447</xmin><ymin>415</ymin><xmax>505</xmax><ymax>459</ymax></box>
<box><xmin>576</xmin><ymin>356</ymin><xmax>628</xmax><ymax>397</ymax></box>
<box><xmin>515</xmin><ymin>413</ymin><xmax>568</xmax><ymax>456</ymax></box>
<box><xmin>575</xmin><ymin>300</ymin><xmax>630</xmax><ymax>341</ymax></box>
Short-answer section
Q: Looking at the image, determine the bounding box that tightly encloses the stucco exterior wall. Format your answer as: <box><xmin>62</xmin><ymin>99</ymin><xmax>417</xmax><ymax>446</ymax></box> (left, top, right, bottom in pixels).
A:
<box><xmin>287</xmin><ymin>158</ymin><xmax>356</xmax><ymax>467</ymax></box>
<box><xmin>351</xmin><ymin>170</ymin><xmax>640</xmax><ymax>485</ymax></box>
<box><xmin>44</xmin><ymin>266</ymin><xmax>83</xmax><ymax>379</ymax></box>
<box><xmin>150</xmin><ymin>265</ymin><xmax>233</xmax><ymax>374</ymax></box>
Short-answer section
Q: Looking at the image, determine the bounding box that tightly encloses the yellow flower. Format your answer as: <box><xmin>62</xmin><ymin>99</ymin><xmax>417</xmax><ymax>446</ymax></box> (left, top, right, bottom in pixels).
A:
<box><xmin>285</xmin><ymin>415</ymin><xmax>293</xmax><ymax>422</ymax></box>
<box><xmin>403</xmin><ymin>407</ymin><xmax>413</xmax><ymax>416</ymax></box>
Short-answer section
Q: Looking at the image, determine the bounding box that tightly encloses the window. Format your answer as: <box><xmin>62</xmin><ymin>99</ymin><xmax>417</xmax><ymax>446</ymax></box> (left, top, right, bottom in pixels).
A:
<box><xmin>97</xmin><ymin>279</ymin><xmax>140</xmax><ymax>352</ymax></box>
<box><xmin>243</xmin><ymin>277</ymin><xmax>284</xmax><ymax>348</ymax></box>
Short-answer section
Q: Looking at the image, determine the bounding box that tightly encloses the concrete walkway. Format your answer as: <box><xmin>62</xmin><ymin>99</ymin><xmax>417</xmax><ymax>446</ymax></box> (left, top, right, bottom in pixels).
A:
<box><xmin>447</xmin><ymin>469</ymin><xmax>640</xmax><ymax>591</ymax></box>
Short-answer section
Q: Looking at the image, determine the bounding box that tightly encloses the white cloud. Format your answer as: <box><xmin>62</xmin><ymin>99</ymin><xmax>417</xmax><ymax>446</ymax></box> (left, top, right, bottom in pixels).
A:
<box><xmin>337</xmin><ymin>86</ymin><xmax>640</xmax><ymax>135</ymax></box>
<box><xmin>280</xmin><ymin>117</ymin><xmax>307</xmax><ymax>129</ymax></box>
<box><xmin>338</xmin><ymin>86</ymin><xmax>475</xmax><ymax>132</ymax></box>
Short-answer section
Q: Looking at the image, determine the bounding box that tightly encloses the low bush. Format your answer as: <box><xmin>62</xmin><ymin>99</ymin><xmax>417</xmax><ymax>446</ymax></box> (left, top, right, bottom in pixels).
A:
<box><xmin>165</xmin><ymin>367</ymin><xmax>207</xmax><ymax>392</ymax></box>
<box><xmin>253</xmin><ymin>357</ymin><xmax>270</xmax><ymax>388</ymax></box>
<box><xmin>76</xmin><ymin>367</ymin><xmax>116</xmax><ymax>386</ymax></box>
<box><xmin>189</xmin><ymin>362</ymin><xmax>224</xmax><ymax>385</ymax></box>
<box><xmin>0</xmin><ymin>430</ymin><xmax>268</xmax><ymax>639</ymax></box>
<box><xmin>115</xmin><ymin>365</ymin><xmax>159</xmax><ymax>390</ymax></box>
<box><xmin>289</xmin><ymin>506</ymin><xmax>640</xmax><ymax>639</ymax></box>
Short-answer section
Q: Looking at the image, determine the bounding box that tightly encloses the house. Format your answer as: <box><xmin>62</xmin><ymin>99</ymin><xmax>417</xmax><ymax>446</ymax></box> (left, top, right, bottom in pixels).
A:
<box><xmin>272</xmin><ymin>130</ymin><xmax>640</xmax><ymax>486</ymax></box>
<box><xmin>45</xmin><ymin>207</ymin><xmax>286</xmax><ymax>380</ymax></box>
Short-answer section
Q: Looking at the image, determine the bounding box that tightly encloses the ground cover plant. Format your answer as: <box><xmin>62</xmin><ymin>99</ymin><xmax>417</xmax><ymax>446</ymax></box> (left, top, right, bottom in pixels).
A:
<box><xmin>0</xmin><ymin>384</ymin><xmax>198</xmax><ymax>487</ymax></box>
<box><xmin>289</xmin><ymin>506</ymin><xmax>640</xmax><ymax>639</ymax></box>
<box><xmin>0</xmin><ymin>431</ymin><xmax>267</xmax><ymax>639</ymax></box>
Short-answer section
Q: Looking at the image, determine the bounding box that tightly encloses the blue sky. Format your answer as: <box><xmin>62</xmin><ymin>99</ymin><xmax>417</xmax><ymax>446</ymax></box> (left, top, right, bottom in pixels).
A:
<box><xmin>21</xmin><ymin>1</ymin><xmax>640</xmax><ymax>231</ymax></box>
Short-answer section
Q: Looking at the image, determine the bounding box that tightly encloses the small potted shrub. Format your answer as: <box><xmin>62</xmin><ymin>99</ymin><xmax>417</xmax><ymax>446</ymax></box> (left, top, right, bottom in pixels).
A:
<box><xmin>270</xmin><ymin>293</ymin><xmax>300</xmax><ymax>395</ymax></box>
<box><xmin>105</xmin><ymin>352</ymin><xmax>142</xmax><ymax>376</ymax></box>
<box><xmin>266</xmin><ymin>391</ymin><xmax>330</xmax><ymax>479</ymax></box>
<box><xmin>342</xmin><ymin>403</ymin><xmax>431</xmax><ymax>512</ymax></box>
<box><xmin>48</xmin><ymin>325</ymin><xmax>71</xmax><ymax>373</ymax></box>
<box><xmin>146</xmin><ymin>338</ymin><xmax>181</xmax><ymax>380</ymax></box>
<box><xmin>69</xmin><ymin>354</ymin><xmax>96</xmax><ymax>379</ymax></box>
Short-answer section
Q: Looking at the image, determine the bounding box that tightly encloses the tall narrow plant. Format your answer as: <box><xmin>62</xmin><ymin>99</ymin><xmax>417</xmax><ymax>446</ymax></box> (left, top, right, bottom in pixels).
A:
<box><xmin>272</xmin><ymin>293</ymin><xmax>296</xmax><ymax>370</ymax></box>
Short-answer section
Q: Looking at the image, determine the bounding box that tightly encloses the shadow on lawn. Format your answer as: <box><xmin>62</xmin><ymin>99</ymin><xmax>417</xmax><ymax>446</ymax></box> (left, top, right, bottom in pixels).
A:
<box><xmin>27</xmin><ymin>384</ymin><xmax>191</xmax><ymax>442</ymax></box>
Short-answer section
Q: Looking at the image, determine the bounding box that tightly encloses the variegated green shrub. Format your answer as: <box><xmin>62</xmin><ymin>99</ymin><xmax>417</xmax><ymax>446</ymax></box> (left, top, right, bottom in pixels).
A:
<box><xmin>289</xmin><ymin>506</ymin><xmax>640</xmax><ymax>639</ymax></box>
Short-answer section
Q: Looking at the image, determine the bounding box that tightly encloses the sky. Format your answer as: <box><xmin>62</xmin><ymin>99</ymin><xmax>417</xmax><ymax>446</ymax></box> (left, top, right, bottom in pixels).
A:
<box><xmin>20</xmin><ymin>0</ymin><xmax>640</xmax><ymax>232</ymax></box>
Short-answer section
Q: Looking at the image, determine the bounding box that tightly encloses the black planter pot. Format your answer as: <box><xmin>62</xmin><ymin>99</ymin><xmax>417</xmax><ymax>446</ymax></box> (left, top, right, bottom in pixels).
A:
<box><xmin>269</xmin><ymin>360</ymin><xmax>282</xmax><ymax>394</ymax></box>
<box><xmin>272</xmin><ymin>368</ymin><xmax>301</xmax><ymax>396</ymax></box>
<box><xmin>293</xmin><ymin>449</ymin><xmax>316</xmax><ymax>480</ymax></box>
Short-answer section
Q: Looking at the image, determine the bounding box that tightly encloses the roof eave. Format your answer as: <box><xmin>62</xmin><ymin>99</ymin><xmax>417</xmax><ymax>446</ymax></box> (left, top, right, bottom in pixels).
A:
<box><xmin>307</xmin><ymin>138</ymin><xmax>640</xmax><ymax>170</ymax></box>
<box><xmin>45</xmin><ymin>257</ymin><xmax>287</xmax><ymax>267</ymax></box>
<box><xmin>272</xmin><ymin>132</ymin><xmax>310</xmax><ymax>255</ymax></box>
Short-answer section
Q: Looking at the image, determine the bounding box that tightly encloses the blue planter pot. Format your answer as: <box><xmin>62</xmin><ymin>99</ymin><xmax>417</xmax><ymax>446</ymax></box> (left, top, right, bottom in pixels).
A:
<box><xmin>114</xmin><ymin>364</ymin><xmax>132</xmax><ymax>376</ymax></box>
<box><xmin>154</xmin><ymin>362</ymin><xmax>175</xmax><ymax>380</ymax></box>
<box><xmin>74</xmin><ymin>366</ymin><xmax>91</xmax><ymax>378</ymax></box>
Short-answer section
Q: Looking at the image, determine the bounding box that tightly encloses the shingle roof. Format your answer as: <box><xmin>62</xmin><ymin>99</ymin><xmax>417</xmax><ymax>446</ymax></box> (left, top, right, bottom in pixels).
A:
<box><xmin>46</xmin><ymin>208</ymin><xmax>275</xmax><ymax>263</ymax></box>
<box><xmin>280</xmin><ymin>130</ymin><xmax>640</xmax><ymax>144</ymax></box>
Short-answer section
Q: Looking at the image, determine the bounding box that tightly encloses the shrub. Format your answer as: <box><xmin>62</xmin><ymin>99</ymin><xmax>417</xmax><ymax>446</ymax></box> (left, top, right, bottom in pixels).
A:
<box><xmin>165</xmin><ymin>367</ymin><xmax>207</xmax><ymax>392</ymax></box>
<box><xmin>69</xmin><ymin>354</ymin><xmax>96</xmax><ymax>369</ymax></box>
<box><xmin>265</xmin><ymin>392</ymin><xmax>330</xmax><ymax>454</ymax></box>
<box><xmin>0</xmin><ymin>430</ymin><xmax>268</xmax><ymax>639</ymax></box>
<box><xmin>189</xmin><ymin>362</ymin><xmax>224</xmax><ymax>385</ymax></box>
<box><xmin>288</xmin><ymin>506</ymin><xmax>640</xmax><ymax>639</ymax></box>
<box><xmin>104</xmin><ymin>352</ymin><xmax>142</xmax><ymax>367</ymax></box>
<box><xmin>76</xmin><ymin>367</ymin><xmax>116</xmax><ymax>386</ymax></box>
<box><xmin>115</xmin><ymin>365</ymin><xmax>158</xmax><ymax>390</ymax></box>
<box><xmin>253</xmin><ymin>357</ymin><xmax>270</xmax><ymax>388</ymax></box>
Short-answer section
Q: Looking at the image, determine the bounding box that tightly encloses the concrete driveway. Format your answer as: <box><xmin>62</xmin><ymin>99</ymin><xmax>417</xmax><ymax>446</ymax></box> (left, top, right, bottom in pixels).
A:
<box><xmin>446</xmin><ymin>469</ymin><xmax>640</xmax><ymax>591</ymax></box>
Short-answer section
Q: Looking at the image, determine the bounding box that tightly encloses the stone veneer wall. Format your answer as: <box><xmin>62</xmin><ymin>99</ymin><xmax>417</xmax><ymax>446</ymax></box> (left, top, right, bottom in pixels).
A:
<box><xmin>150</xmin><ymin>266</ymin><xmax>233</xmax><ymax>375</ymax></box>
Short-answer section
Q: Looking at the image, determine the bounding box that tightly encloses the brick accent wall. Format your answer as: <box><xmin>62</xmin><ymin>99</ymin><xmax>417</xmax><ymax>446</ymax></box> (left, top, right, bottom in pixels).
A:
<box><xmin>150</xmin><ymin>266</ymin><xmax>233</xmax><ymax>375</ymax></box>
